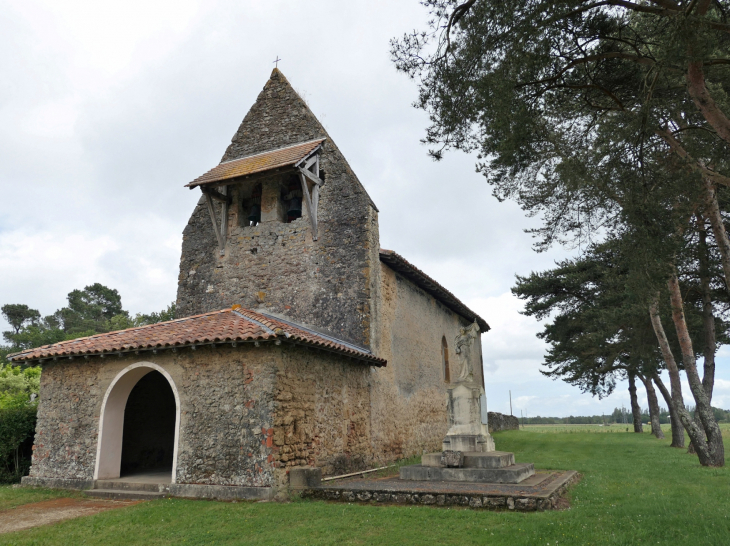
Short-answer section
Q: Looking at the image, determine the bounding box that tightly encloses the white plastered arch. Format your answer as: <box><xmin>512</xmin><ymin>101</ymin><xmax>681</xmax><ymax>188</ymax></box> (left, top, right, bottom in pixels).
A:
<box><xmin>93</xmin><ymin>361</ymin><xmax>181</xmax><ymax>482</ymax></box>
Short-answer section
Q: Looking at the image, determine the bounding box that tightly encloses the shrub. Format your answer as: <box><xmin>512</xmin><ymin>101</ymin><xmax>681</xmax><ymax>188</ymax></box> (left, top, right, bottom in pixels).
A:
<box><xmin>0</xmin><ymin>364</ymin><xmax>40</xmax><ymax>483</ymax></box>
<box><xmin>0</xmin><ymin>403</ymin><xmax>37</xmax><ymax>483</ymax></box>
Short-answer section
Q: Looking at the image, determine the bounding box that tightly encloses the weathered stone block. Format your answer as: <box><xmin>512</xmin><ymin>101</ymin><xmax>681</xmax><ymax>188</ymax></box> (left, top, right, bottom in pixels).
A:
<box><xmin>516</xmin><ymin>498</ymin><xmax>537</xmax><ymax>511</ymax></box>
<box><xmin>289</xmin><ymin>467</ymin><xmax>321</xmax><ymax>490</ymax></box>
<box><xmin>440</xmin><ymin>450</ymin><xmax>464</xmax><ymax>468</ymax></box>
<box><xmin>421</xmin><ymin>494</ymin><xmax>436</xmax><ymax>505</ymax></box>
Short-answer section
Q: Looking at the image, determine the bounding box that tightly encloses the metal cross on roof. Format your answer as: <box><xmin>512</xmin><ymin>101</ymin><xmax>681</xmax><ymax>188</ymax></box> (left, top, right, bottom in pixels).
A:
<box><xmin>273</xmin><ymin>56</ymin><xmax>281</xmax><ymax>68</ymax></box>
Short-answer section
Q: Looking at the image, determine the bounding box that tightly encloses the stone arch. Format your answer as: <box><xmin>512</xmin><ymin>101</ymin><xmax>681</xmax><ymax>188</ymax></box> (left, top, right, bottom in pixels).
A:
<box><xmin>94</xmin><ymin>362</ymin><xmax>181</xmax><ymax>482</ymax></box>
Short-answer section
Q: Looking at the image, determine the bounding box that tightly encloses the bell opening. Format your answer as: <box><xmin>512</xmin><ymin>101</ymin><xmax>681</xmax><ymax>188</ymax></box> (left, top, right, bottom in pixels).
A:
<box><xmin>287</xmin><ymin>196</ymin><xmax>302</xmax><ymax>221</ymax></box>
<box><xmin>248</xmin><ymin>203</ymin><xmax>261</xmax><ymax>226</ymax></box>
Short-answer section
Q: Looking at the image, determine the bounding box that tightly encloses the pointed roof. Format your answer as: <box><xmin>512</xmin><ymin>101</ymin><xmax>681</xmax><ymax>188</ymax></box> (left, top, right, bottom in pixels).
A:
<box><xmin>212</xmin><ymin>68</ymin><xmax>377</xmax><ymax>209</ymax></box>
<box><xmin>222</xmin><ymin>68</ymin><xmax>325</xmax><ymax>162</ymax></box>
<box><xmin>7</xmin><ymin>307</ymin><xmax>386</xmax><ymax>365</ymax></box>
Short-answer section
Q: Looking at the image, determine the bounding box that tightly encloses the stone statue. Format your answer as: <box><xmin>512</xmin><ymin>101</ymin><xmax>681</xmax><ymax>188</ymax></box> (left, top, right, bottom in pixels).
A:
<box><xmin>454</xmin><ymin>319</ymin><xmax>480</xmax><ymax>382</ymax></box>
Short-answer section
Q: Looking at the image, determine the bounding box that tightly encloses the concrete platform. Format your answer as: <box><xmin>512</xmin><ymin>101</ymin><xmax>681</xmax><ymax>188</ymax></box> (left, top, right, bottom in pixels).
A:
<box><xmin>400</xmin><ymin>462</ymin><xmax>535</xmax><ymax>484</ymax></box>
<box><xmin>85</xmin><ymin>471</ymin><xmax>172</xmax><ymax>500</ymax></box>
<box><xmin>302</xmin><ymin>470</ymin><xmax>579</xmax><ymax>511</ymax></box>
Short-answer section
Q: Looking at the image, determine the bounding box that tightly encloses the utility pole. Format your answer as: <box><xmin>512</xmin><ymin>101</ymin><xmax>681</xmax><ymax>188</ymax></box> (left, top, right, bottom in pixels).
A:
<box><xmin>509</xmin><ymin>390</ymin><xmax>513</xmax><ymax>416</ymax></box>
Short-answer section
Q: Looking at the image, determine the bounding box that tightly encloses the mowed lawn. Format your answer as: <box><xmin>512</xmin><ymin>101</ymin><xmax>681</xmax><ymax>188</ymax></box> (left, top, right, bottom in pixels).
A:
<box><xmin>1</xmin><ymin>429</ymin><xmax>729</xmax><ymax>546</ymax></box>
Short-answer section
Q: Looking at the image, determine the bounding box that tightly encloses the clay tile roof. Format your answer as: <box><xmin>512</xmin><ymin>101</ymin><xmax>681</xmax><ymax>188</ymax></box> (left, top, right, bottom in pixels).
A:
<box><xmin>186</xmin><ymin>139</ymin><xmax>326</xmax><ymax>188</ymax></box>
<box><xmin>379</xmin><ymin>249</ymin><xmax>490</xmax><ymax>333</ymax></box>
<box><xmin>7</xmin><ymin>307</ymin><xmax>386</xmax><ymax>366</ymax></box>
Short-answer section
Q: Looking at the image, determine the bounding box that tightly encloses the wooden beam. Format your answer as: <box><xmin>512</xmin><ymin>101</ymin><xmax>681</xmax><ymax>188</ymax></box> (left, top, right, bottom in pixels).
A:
<box><xmin>299</xmin><ymin>172</ymin><xmax>318</xmax><ymax>240</ymax></box>
<box><xmin>304</xmin><ymin>155</ymin><xmax>318</xmax><ymax>170</ymax></box>
<box><xmin>202</xmin><ymin>186</ymin><xmax>232</xmax><ymax>204</ymax></box>
<box><xmin>312</xmin><ymin>183</ymin><xmax>319</xmax><ymax>224</ymax></box>
<box><xmin>204</xmin><ymin>191</ymin><xmax>226</xmax><ymax>253</ymax></box>
<box><xmin>220</xmin><ymin>186</ymin><xmax>229</xmax><ymax>256</ymax></box>
<box><xmin>297</xmin><ymin>167</ymin><xmax>321</xmax><ymax>188</ymax></box>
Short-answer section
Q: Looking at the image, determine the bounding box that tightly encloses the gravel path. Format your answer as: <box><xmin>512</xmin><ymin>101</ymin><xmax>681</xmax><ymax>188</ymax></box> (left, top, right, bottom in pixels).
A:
<box><xmin>0</xmin><ymin>497</ymin><xmax>140</xmax><ymax>534</ymax></box>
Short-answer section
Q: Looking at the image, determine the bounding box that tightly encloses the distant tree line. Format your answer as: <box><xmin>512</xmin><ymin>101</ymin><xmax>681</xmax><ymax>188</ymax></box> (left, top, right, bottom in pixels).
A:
<box><xmin>523</xmin><ymin>406</ymin><xmax>730</xmax><ymax>426</ymax></box>
<box><xmin>0</xmin><ymin>283</ymin><xmax>174</xmax><ymax>483</ymax></box>
<box><xmin>394</xmin><ymin>0</ymin><xmax>730</xmax><ymax>466</ymax></box>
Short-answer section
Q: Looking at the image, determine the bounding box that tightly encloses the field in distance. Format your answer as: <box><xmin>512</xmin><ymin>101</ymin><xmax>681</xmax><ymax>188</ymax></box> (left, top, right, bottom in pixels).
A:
<box><xmin>520</xmin><ymin>423</ymin><xmax>730</xmax><ymax>433</ymax></box>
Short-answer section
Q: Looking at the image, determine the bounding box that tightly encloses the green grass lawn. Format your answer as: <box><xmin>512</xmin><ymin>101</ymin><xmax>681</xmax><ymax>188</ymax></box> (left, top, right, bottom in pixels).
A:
<box><xmin>1</xmin><ymin>430</ymin><xmax>729</xmax><ymax>545</ymax></box>
<box><xmin>0</xmin><ymin>486</ymin><xmax>81</xmax><ymax>512</ymax></box>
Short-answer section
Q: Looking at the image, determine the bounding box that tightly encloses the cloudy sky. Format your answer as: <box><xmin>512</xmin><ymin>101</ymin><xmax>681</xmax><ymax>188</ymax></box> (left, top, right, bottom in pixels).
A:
<box><xmin>2</xmin><ymin>0</ymin><xmax>728</xmax><ymax>417</ymax></box>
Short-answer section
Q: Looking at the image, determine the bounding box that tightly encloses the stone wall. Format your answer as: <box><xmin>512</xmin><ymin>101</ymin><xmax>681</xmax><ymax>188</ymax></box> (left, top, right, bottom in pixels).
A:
<box><xmin>30</xmin><ymin>360</ymin><xmax>103</xmax><ymax>481</ymax></box>
<box><xmin>174</xmin><ymin>346</ymin><xmax>277</xmax><ymax>487</ymax></box>
<box><xmin>487</xmin><ymin>412</ymin><xmax>520</xmax><ymax>433</ymax></box>
<box><xmin>271</xmin><ymin>345</ymin><xmax>372</xmax><ymax>485</ymax></box>
<box><xmin>368</xmin><ymin>263</ymin><xmax>484</xmax><ymax>463</ymax></box>
<box><xmin>176</xmin><ymin>69</ymin><xmax>380</xmax><ymax>348</ymax></box>
<box><xmin>28</xmin><ymin>343</ymin><xmax>374</xmax><ymax>489</ymax></box>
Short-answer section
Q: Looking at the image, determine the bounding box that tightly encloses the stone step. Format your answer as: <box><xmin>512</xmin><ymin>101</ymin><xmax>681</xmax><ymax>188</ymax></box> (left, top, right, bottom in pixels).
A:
<box><xmin>85</xmin><ymin>489</ymin><xmax>167</xmax><ymax>501</ymax></box>
<box><xmin>422</xmin><ymin>451</ymin><xmax>516</xmax><ymax>469</ymax></box>
<box><xmin>94</xmin><ymin>480</ymin><xmax>169</xmax><ymax>493</ymax></box>
<box><xmin>464</xmin><ymin>452</ymin><xmax>515</xmax><ymax>469</ymax></box>
<box><xmin>399</xmin><ymin>463</ymin><xmax>535</xmax><ymax>484</ymax></box>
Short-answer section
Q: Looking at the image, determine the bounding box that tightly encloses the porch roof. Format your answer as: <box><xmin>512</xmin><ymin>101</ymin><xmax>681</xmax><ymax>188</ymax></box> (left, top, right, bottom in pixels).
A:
<box><xmin>186</xmin><ymin>139</ymin><xmax>326</xmax><ymax>188</ymax></box>
<box><xmin>7</xmin><ymin>306</ymin><xmax>385</xmax><ymax>366</ymax></box>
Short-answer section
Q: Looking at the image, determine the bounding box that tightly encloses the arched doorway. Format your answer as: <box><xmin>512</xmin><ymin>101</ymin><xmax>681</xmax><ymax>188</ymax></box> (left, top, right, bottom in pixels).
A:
<box><xmin>94</xmin><ymin>363</ymin><xmax>180</xmax><ymax>482</ymax></box>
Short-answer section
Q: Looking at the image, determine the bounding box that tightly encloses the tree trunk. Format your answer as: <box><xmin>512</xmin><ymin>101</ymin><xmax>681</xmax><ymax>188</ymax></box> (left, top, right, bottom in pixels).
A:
<box><xmin>649</xmin><ymin>300</ymin><xmax>686</xmax><ymax>447</ymax></box>
<box><xmin>703</xmin><ymin>179</ymin><xmax>730</xmax><ymax>292</ymax></box>
<box><xmin>639</xmin><ymin>374</ymin><xmax>665</xmax><ymax>439</ymax></box>
<box><xmin>628</xmin><ymin>371</ymin><xmax>643</xmax><ymax>433</ymax></box>
<box><xmin>698</xmin><ymin>221</ymin><xmax>717</xmax><ymax>402</ymax></box>
<box><xmin>653</xmin><ymin>373</ymin><xmax>684</xmax><ymax>447</ymax></box>
<box><xmin>687</xmin><ymin>61</ymin><xmax>730</xmax><ymax>149</ymax></box>
<box><xmin>666</xmin><ymin>275</ymin><xmax>725</xmax><ymax>466</ymax></box>
<box><xmin>689</xmin><ymin>221</ymin><xmax>718</xmax><ymax>454</ymax></box>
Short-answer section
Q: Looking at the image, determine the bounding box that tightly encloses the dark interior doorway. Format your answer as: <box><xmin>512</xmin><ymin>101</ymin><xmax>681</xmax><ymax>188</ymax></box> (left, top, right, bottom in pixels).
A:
<box><xmin>120</xmin><ymin>370</ymin><xmax>176</xmax><ymax>477</ymax></box>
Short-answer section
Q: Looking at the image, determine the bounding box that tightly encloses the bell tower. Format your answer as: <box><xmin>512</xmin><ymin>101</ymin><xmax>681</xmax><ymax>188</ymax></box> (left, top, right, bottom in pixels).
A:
<box><xmin>175</xmin><ymin>69</ymin><xmax>381</xmax><ymax>348</ymax></box>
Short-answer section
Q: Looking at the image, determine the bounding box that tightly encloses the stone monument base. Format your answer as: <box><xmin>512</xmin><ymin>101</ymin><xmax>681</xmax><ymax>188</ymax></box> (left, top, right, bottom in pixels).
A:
<box><xmin>399</xmin><ymin>450</ymin><xmax>535</xmax><ymax>484</ymax></box>
<box><xmin>442</xmin><ymin>383</ymin><xmax>495</xmax><ymax>452</ymax></box>
<box><xmin>442</xmin><ymin>433</ymin><xmax>495</xmax><ymax>453</ymax></box>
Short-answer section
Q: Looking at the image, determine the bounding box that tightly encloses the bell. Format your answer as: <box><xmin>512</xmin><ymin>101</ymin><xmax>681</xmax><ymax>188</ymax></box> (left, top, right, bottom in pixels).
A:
<box><xmin>287</xmin><ymin>196</ymin><xmax>302</xmax><ymax>219</ymax></box>
<box><xmin>248</xmin><ymin>203</ymin><xmax>261</xmax><ymax>225</ymax></box>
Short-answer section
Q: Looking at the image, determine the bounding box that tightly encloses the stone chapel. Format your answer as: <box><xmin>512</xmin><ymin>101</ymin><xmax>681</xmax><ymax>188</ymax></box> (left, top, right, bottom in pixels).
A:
<box><xmin>12</xmin><ymin>69</ymin><xmax>490</xmax><ymax>500</ymax></box>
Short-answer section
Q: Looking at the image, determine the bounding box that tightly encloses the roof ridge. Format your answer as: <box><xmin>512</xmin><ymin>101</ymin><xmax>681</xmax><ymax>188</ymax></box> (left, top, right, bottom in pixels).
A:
<box><xmin>379</xmin><ymin>249</ymin><xmax>490</xmax><ymax>333</ymax></box>
<box><xmin>232</xmin><ymin>308</ymin><xmax>276</xmax><ymax>335</ymax></box>
<box><xmin>257</xmin><ymin>311</ymin><xmax>372</xmax><ymax>355</ymax></box>
<box><xmin>217</xmin><ymin>138</ymin><xmax>326</xmax><ymax>166</ymax></box>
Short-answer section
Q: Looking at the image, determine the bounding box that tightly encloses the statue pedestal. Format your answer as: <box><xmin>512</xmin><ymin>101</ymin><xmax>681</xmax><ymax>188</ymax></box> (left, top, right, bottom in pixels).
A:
<box><xmin>442</xmin><ymin>382</ymin><xmax>495</xmax><ymax>452</ymax></box>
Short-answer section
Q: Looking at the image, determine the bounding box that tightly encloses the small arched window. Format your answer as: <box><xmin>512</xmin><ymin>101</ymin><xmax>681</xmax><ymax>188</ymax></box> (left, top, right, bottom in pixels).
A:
<box><xmin>442</xmin><ymin>336</ymin><xmax>450</xmax><ymax>383</ymax></box>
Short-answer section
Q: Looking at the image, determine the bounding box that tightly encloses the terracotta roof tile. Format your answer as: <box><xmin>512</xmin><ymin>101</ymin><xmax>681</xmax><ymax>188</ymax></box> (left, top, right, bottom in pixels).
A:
<box><xmin>186</xmin><ymin>139</ymin><xmax>325</xmax><ymax>188</ymax></box>
<box><xmin>7</xmin><ymin>307</ymin><xmax>385</xmax><ymax>366</ymax></box>
<box><xmin>379</xmin><ymin>249</ymin><xmax>490</xmax><ymax>333</ymax></box>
